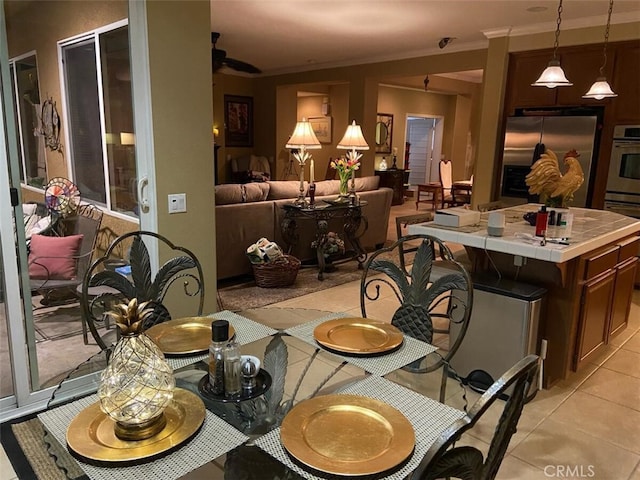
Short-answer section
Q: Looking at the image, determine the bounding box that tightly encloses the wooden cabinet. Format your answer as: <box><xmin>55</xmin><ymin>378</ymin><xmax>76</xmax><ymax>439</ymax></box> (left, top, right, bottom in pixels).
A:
<box><xmin>375</xmin><ymin>170</ymin><xmax>405</xmax><ymax>206</ymax></box>
<box><xmin>556</xmin><ymin>48</ymin><xmax>614</xmax><ymax>107</ymax></box>
<box><xmin>611</xmin><ymin>42</ymin><xmax>640</xmax><ymax>123</ymax></box>
<box><xmin>505</xmin><ymin>52</ymin><xmax>557</xmax><ymax>113</ymax></box>
<box><xmin>574</xmin><ymin>235</ymin><xmax>639</xmax><ymax>369</ymax></box>
<box><xmin>576</xmin><ymin>268</ymin><xmax>616</xmax><ymax>367</ymax></box>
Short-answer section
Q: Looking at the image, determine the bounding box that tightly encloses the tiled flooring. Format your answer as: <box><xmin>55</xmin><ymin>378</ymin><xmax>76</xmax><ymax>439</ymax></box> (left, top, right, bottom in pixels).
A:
<box><xmin>3</xmin><ymin>200</ymin><xmax>640</xmax><ymax>479</ymax></box>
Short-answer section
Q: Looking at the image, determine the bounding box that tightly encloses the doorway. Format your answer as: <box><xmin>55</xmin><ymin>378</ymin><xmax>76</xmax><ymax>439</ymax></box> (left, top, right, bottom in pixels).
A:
<box><xmin>405</xmin><ymin>116</ymin><xmax>443</xmax><ymax>186</ymax></box>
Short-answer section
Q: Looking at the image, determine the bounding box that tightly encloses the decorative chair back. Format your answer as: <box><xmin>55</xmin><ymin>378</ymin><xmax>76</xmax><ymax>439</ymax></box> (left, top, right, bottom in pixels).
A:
<box><xmin>360</xmin><ymin>234</ymin><xmax>473</xmax><ymax>401</ymax></box>
<box><xmin>81</xmin><ymin>230</ymin><xmax>204</xmax><ymax>350</ymax></box>
<box><xmin>410</xmin><ymin>355</ymin><xmax>540</xmax><ymax>480</ymax></box>
<box><xmin>439</xmin><ymin>159</ymin><xmax>453</xmax><ymax>192</ymax></box>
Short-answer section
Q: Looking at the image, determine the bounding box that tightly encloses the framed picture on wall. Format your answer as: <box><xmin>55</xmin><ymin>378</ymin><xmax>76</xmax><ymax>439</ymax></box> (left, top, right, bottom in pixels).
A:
<box><xmin>224</xmin><ymin>95</ymin><xmax>253</xmax><ymax>147</ymax></box>
<box><xmin>375</xmin><ymin>113</ymin><xmax>393</xmax><ymax>154</ymax></box>
<box><xmin>308</xmin><ymin>116</ymin><xmax>332</xmax><ymax>144</ymax></box>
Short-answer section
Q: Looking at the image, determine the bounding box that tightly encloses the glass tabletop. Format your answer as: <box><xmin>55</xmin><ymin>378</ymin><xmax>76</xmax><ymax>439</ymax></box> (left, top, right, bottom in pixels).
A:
<box><xmin>42</xmin><ymin>308</ymin><xmax>467</xmax><ymax>480</ymax></box>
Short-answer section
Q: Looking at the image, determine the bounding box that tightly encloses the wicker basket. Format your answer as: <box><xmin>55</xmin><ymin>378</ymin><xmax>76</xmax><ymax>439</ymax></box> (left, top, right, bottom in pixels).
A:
<box><xmin>252</xmin><ymin>254</ymin><xmax>301</xmax><ymax>288</ymax></box>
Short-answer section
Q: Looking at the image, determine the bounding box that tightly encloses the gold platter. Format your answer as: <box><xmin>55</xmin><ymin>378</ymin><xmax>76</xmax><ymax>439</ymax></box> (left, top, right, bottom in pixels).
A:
<box><xmin>280</xmin><ymin>394</ymin><xmax>415</xmax><ymax>476</ymax></box>
<box><xmin>313</xmin><ymin>317</ymin><xmax>404</xmax><ymax>355</ymax></box>
<box><xmin>145</xmin><ymin>317</ymin><xmax>235</xmax><ymax>356</ymax></box>
<box><xmin>66</xmin><ymin>388</ymin><xmax>205</xmax><ymax>466</ymax></box>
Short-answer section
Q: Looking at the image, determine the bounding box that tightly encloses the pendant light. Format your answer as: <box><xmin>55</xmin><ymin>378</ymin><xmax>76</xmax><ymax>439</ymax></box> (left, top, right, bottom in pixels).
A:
<box><xmin>532</xmin><ymin>0</ymin><xmax>573</xmax><ymax>88</ymax></box>
<box><xmin>583</xmin><ymin>0</ymin><xmax>617</xmax><ymax>99</ymax></box>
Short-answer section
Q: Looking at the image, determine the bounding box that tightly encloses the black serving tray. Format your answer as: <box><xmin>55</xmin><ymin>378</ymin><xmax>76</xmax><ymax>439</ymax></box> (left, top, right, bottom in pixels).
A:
<box><xmin>197</xmin><ymin>369</ymin><xmax>272</xmax><ymax>403</ymax></box>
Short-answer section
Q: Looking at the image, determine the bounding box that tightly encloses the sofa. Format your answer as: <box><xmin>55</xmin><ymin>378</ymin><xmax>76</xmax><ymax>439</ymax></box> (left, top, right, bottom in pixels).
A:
<box><xmin>215</xmin><ymin>176</ymin><xmax>393</xmax><ymax>280</ymax></box>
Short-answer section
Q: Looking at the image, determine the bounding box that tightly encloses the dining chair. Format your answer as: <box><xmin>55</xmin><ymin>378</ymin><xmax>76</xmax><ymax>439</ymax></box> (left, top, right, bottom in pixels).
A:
<box><xmin>360</xmin><ymin>234</ymin><xmax>473</xmax><ymax>402</ymax></box>
<box><xmin>29</xmin><ymin>203</ymin><xmax>103</xmax><ymax>309</ymax></box>
<box><xmin>409</xmin><ymin>355</ymin><xmax>540</xmax><ymax>480</ymax></box>
<box><xmin>80</xmin><ymin>230</ymin><xmax>204</xmax><ymax>350</ymax></box>
<box><xmin>439</xmin><ymin>159</ymin><xmax>455</xmax><ymax>207</ymax></box>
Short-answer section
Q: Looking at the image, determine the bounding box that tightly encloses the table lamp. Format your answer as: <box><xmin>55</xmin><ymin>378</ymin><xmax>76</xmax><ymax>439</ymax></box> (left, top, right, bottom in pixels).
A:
<box><xmin>286</xmin><ymin>118</ymin><xmax>321</xmax><ymax>205</ymax></box>
<box><xmin>337</xmin><ymin>120</ymin><xmax>369</xmax><ymax>200</ymax></box>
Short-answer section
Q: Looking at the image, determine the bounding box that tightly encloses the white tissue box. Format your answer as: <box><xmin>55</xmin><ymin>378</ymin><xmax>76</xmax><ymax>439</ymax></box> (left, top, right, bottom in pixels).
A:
<box><xmin>434</xmin><ymin>207</ymin><xmax>481</xmax><ymax>227</ymax></box>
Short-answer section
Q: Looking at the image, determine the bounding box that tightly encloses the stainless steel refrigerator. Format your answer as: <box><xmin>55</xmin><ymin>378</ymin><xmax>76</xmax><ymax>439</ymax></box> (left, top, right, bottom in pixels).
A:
<box><xmin>500</xmin><ymin>114</ymin><xmax>599</xmax><ymax>207</ymax></box>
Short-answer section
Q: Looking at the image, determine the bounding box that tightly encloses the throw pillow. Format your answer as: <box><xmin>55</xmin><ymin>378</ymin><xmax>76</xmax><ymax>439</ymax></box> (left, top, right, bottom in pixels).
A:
<box><xmin>243</xmin><ymin>183</ymin><xmax>270</xmax><ymax>202</ymax></box>
<box><xmin>267</xmin><ymin>180</ymin><xmax>308</xmax><ymax>200</ymax></box>
<box><xmin>28</xmin><ymin>234</ymin><xmax>84</xmax><ymax>280</ymax></box>
<box><xmin>215</xmin><ymin>184</ymin><xmax>245</xmax><ymax>205</ymax></box>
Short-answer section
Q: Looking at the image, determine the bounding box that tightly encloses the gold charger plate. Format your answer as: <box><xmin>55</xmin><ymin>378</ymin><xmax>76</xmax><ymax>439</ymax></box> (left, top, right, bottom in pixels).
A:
<box><xmin>146</xmin><ymin>317</ymin><xmax>235</xmax><ymax>356</ymax></box>
<box><xmin>66</xmin><ymin>388</ymin><xmax>205</xmax><ymax>466</ymax></box>
<box><xmin>313</xmin><ymin>317</ymin><xmax>403</xmax><ymax>355</ymax></box>
<box><xmin>280</xmin><ymin>394</ymin><xmax>415</xmax><ymax>476</ymax></box>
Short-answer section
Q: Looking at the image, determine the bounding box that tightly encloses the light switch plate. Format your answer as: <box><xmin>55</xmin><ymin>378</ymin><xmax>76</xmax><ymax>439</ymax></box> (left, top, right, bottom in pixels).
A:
<box><xmin>168</xmin><ymin>193</ymin><xmax>187</xmax><ymax>213</ymax></box>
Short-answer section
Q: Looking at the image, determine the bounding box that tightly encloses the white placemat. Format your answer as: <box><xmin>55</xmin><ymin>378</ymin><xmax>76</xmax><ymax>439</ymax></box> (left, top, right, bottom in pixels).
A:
<box><xmin>167</xmin><ymin>310</ymin><xmax>278</xmax><ymax>370</ymax></box>
<box><xmin>285</xmin><ymin>312</ymin><xmax>437</xmax><ymax>376</ymax></box>
<box><xmin>38</xmin><ymin>392</ymin><xmax>248</xmax><ymax>480</ymax></box>
<box><xmin>254</xmin><ymin>375</ymin><xmax>466</xmax><ymax>480</ymax></box>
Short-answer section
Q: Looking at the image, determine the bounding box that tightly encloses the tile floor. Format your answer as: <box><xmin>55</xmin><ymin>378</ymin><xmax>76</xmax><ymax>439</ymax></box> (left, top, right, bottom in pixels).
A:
<box><xmin>3</xmin><ymin>200</ymin><xmax>640</xmax><ymax>479</ymax></box>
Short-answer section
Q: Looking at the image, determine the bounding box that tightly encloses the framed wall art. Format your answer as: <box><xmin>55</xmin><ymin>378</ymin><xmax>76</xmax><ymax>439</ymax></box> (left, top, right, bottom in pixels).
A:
<box><xmin>375</xmin><ymin>113</ymin><xmax>393</xmax><ymax>154</ymax></box>
<box><xmin>224</xmin><ymin>95</ymin><xmax>253</xmax><ymax>147</ymax></box>
<box><xmin>308</xmin><ymin>116</ymin><xmax>332</xmax><ymax>144</ymax></box>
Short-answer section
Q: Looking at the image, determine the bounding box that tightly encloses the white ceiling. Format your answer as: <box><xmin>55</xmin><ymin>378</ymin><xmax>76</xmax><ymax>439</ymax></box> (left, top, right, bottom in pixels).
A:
<box><xmin>210</xmin><ymin>0</ymin><xmax>640</xmax><ymax>81</ymax></box>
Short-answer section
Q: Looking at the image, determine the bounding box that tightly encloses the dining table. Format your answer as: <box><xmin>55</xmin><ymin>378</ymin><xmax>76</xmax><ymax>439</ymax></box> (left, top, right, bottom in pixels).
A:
<box><xmin>38</xmin><ymin>307</ymin><xmax>468</xmax><ymax>480</ymax></box>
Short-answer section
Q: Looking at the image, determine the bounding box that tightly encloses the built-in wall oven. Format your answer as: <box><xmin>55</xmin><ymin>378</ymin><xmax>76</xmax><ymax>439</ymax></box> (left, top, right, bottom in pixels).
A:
<box><xmin>605</xmin><ymin>125</ymin><xmax>640</xmax><ymax>214</ymax></box>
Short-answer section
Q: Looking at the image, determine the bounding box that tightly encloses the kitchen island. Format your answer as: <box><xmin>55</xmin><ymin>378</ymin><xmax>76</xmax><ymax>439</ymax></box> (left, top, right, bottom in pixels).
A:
<box><xmin>409</xmin><ymin>204</ymin><xmax>640</xmax><ymax>387</ymax></box>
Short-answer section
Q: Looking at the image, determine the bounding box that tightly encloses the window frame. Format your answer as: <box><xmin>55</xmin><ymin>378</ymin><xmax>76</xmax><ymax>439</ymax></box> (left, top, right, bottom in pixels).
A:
<box><xmin>58</xmin><ymin>18</ymin><xmax>137</xmax><ymax>221</ymax></box>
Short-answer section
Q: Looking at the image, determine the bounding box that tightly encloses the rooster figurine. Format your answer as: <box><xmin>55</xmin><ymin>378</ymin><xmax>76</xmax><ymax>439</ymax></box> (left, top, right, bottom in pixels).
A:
<box><xmin>525</xmin><ymin>148</ymin><xmax>584</xmax><ymax>207</ymax></box>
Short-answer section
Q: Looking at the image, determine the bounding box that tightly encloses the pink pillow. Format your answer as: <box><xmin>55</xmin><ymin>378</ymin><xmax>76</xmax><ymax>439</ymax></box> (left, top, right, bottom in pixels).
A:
<box><xmin>28</xmin><ymin>234</ymin><xmax>84</xmax><ymax>280</ymax></box>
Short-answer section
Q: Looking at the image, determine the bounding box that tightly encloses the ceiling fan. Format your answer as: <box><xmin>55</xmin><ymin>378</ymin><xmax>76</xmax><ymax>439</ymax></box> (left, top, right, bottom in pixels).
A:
<box><xmin>212</xmin><ymin>32</ymin><xmax>261</xmax><ymax>74</ymax></box>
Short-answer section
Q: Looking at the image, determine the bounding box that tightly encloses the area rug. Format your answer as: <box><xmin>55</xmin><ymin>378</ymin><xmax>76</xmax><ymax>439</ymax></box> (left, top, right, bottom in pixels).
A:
<box><xmin>217</xmin><ymin>261</ymin><xmax>364</xmax><ymax>311</ymax></box>
<box><xmin>2</xmin><ymin>417</ymin><xmax>87</xmax><ymax>480</ymax></box>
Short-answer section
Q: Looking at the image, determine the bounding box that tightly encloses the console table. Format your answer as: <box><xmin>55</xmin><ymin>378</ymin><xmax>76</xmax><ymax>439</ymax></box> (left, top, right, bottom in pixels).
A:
<box><xmin>281</xmin><ymin>201</ymin><xmax>368</xmax><ymax>280</ymax></box>
<box><xmin>375</xmin><ymin>169</ymin><xmax>406</xmax><ymax>205</ymax></box>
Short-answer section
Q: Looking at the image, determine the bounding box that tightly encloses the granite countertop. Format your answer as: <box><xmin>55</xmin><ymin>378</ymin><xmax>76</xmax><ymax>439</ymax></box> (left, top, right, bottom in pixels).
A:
<box><xmin>408</xmin><ymin>204</ymin><xmax>640</xmax><ymax>263</ymax></box>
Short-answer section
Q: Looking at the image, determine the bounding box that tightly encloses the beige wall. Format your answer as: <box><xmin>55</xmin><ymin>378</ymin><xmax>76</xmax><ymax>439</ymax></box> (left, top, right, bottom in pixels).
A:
<box><xmin>145</xmin><ymin>0</ymin><xmax>216</xmax><ymax>316</ymax></box>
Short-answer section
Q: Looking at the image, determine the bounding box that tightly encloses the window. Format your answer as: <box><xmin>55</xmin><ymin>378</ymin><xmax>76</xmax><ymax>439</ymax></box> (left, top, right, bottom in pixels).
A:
<box><xmin>61</xmin><ymin>23</ymin><xmax>137</xmax><ymax>217</ymax></box>
<box><xmin>9</xmin><ymin>53</ymin><xmax>47</xmax><ymax>188</ymax></box>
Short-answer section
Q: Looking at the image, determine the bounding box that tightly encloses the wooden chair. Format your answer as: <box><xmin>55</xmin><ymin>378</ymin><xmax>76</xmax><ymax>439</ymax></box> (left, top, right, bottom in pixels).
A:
<box><xmin>439</xmin><ymin>159</ymin><xmax>455</xmax><ymax>207</ymax></box>
<box><xmin>360</xmin><ymin>234</ymin><xmax>473</xmax><ymax>402</ymax></box>
<box><xmin>81</xmin><ymin>231</ymin><xmax>204</xmax><ymax>350</ymax></box>
<box><xmin>410</xmin><ymin>355</ymin><xmax>540</xmax><ymax>480</ymax></box>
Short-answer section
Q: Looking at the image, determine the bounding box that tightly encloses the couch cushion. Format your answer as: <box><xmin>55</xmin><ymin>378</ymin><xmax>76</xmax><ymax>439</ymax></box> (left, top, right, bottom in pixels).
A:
<box><xmin>28</xmin><ymin>234</ymin><xmax>84</xmax><ymax>280</ymax></box>
<box><xmin>314</xmin><ymin>180</ymin><xmax>340</xmax><ymax>196</ymax></box>
<box><xmin>215</xmin><ymin>183</ymin><xmax>269</xmax><ymax>205</ymax></box>
<box><xmin>267</xmin><ymin>180</ymin><xmax>308</xmax><ymax>200</ymax></box>
<box><xmin>355</xmin><ymin>175</ymin><xmax>380</xmax><ymax>192</ymax></box>
<box><xmin>215</xmin><ymin>184</ymin><xmax>244</xmax><ymax>205</ymax></box>
<box><xmin>244</xmin><ymin>183</ymin><xmax>270</xmax><ymax>202</ymax></box>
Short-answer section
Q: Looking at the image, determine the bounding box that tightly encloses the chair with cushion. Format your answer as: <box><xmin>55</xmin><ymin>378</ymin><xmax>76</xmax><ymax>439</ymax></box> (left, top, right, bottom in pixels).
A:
<box><xmin>231</xmin><ymin>154</ymin><xmax>271</xmax><ymax>183</ymax></box>
<box><xmin>410</xmin><ymin>355</ymin><xmax>540</xmax><ymax>480</ymax></box>
<box><xmin>29</xmin><ymin>204</ymin><xmax>103</xmax><ymax>309</ymax></box>
<box><xmin>360</xmin><ymin>234</ymin><xmax>473</xmax><ymax>402</ymax></box>
<box><xmin>81</xmin><ymin>230</ymin><xmax>204</xmax><ymax>350</ymax></box>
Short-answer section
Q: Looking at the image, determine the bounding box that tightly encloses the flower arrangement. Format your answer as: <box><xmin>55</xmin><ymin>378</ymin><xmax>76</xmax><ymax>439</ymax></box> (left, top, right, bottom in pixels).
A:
<box><xmin>331</xmin><ymin>157</ymin><xmax>360</xmax><ymax>196</ymax></box>
<box><xmin>311</xmin><ymin>232</ymin><xmax>345</xmax><ymax>258</ymax></box>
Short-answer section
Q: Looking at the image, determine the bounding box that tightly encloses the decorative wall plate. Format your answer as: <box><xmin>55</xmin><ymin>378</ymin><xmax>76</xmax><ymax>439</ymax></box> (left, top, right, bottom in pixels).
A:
<box><xmin>66</xmin><ymin>388</ymin><xmax>205</xmax><ymax>466</ymax></box>
<box><xmin>44</xmin><ymin>177</ymin><xmax>80</xmax><ymax>217</ymax></box>
<box><xmin>313</xmin><ymin>317</ymin><xmax>404</xmax><ymax>355</ymax></box>
<box><xmin>280</xmin><ymin>394</ymin><xmax>414</xmax><ymax>476</ymax></box>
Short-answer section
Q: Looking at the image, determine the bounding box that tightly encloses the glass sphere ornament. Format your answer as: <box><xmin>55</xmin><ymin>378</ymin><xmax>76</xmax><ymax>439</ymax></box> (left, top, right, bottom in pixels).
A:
<box><xmin>98</xmin><ymin>298</ymin><xmax>175</xmax><ymax>441</ymax></box>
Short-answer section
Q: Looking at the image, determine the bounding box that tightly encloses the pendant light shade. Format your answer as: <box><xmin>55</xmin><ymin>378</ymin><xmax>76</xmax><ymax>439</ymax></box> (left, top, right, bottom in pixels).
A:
<box><xmin>532</xmin><ymin>60</ymin><xmax>573</xmax><ymax>88</ymax></box>
<box><xmin>583</xmin><ymin>0</ymin><xmax>617</xmax><ymax>99</ymax></box>
<box><xmin>583</xmin><ymin>77</ymin><xmax>617</xmax><ymax>100</ymax></box>
<box><xmin>532</xmin><ymin>0</ymin><xmax>572</xmax><ymax>88</ymax></box>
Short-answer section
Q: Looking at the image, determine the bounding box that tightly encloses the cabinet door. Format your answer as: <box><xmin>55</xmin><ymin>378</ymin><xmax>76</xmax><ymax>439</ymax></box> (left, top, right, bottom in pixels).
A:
<box><xmin>612</xmin><ymin>42</ymin><xmax>640</xmax><ymax>123</ymax></box>
<box><xmin>505</xmin><ymin>52</ymin><xmax>557</xmax><ymax>113</ymax></box>
<box><xmin>575</xmin><ymin>268</ymin><xmax>616</xmax><ymax>369</ymax></box>
<box><xmin>609</xmin><ymin>257</ymin><xmax>638</xmax><ymax>339</ymax></box>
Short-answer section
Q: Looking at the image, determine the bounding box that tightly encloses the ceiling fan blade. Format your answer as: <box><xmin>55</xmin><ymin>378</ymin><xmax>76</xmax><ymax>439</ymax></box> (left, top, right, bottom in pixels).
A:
<box><xmin>223</xmin><ymin>57</ymin><xmax>262</xmax><ymax>74</ymax></box>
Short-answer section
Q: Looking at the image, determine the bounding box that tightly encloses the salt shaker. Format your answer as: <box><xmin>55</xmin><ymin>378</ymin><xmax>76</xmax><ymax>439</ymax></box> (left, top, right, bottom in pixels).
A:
<box><xmin>241</xmin><ymin>358</ymin><xmax>258</xmax><ymax>391</ymax></box>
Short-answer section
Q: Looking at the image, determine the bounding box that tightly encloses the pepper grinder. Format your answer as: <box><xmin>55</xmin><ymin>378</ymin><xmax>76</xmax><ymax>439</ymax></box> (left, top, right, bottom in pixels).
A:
<box><xmin>241</xmin><ymin>358</ymin><xmax>258</xmax><ymax>391</ymax></box>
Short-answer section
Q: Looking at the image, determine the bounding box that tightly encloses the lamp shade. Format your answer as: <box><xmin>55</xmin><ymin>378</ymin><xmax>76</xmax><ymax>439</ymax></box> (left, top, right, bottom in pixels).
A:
<box><xmin>582</xmin><ymin>77</ymin><xmax>617</xmax><ymax>99</ymax></box>
<box><xmin>337</xmin><ymin>121</ymin><xmax>369</xmax><ymax>150</ymax></box>
<box><xmin>285</xmin><ymin>119</ymin><xmax>321</xmax><ymax>149</ymax></box>
<box><xmin>531</xmin><ymin>60</ymin><xmax>573</xmax><ymax>88</ymax></box>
